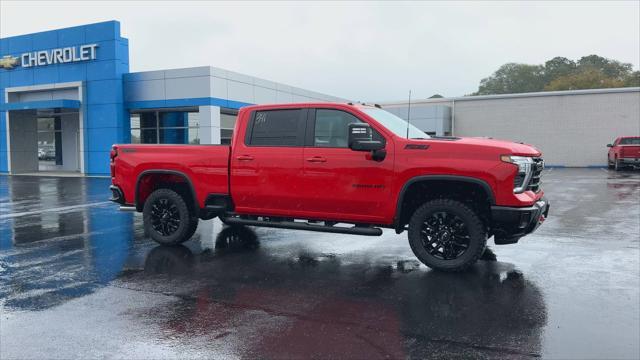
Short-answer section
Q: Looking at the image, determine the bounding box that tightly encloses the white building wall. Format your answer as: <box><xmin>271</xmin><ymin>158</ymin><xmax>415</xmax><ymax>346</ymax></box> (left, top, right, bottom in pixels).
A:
<box><xmin>198</xmin><ymin>105</ymin><xmax>221</xmax><ymax>145</ymax></box>
<box><xmin>382</xmin><ymin>88</ymin><xmax>640</xmax><ymax>167</ymax></box>
<box><xmin>454</xmin><ymin>91</ymin><xmax>640</xmax><ymax>167</ymax></box>
<box><xmin>385</xmin><ymin>104</ymin><xmax>452</xmax><ymax>136</ymax></box>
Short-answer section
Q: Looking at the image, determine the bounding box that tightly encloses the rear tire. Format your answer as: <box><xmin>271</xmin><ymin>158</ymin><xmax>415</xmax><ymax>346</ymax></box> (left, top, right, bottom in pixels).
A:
<box><xmin>143</xmin><ymin>188</ymin><xmax>196</xmax><ymax>245</ymax></box>
<box><xmin>408</xmin><ymin>199</ymin><xmax>487</xmax><ymax>272</ymax></box>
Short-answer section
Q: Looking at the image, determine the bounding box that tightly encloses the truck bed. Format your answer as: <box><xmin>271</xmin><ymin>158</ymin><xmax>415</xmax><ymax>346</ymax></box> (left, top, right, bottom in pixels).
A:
<box><xmin>111</xmin><ymin>144</ymin><xmax>230</xmax><ymax>208</ymax></box>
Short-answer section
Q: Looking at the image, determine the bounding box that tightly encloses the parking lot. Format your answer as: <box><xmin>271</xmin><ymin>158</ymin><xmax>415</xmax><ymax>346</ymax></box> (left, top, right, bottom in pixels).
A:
<box><xmin>0</xmin><ymin>168</ymin><xmax>638</xmax><ymax>359</ymax></box>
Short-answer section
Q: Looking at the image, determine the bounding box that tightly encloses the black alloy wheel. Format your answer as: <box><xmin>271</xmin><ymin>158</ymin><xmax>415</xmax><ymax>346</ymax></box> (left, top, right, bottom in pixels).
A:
<box><xmin>143</xmin><ymin>188</ymin><xmax>196</xmax><ymax>245</ymax></box>
<box><xmin>150</xmin><ymin>198</ymin><xmax>181</xmax><ymax>236</ymax></box>
<box><xmin>408</xmin><ymin>199</ymin><xmax>487</xmax><ymax>272</ymax></box>
<box><xmin>421</xmin><ymin>211</ymin><xmax>471</xmax><ymax>260</ymax></box>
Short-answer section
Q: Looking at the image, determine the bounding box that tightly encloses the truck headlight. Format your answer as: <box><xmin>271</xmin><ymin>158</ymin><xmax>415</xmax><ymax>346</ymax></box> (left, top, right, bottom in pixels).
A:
<box><xmin>501</xmin><ymin>155</ymin><xmax>534</xmax><ymax>193</ymax></box>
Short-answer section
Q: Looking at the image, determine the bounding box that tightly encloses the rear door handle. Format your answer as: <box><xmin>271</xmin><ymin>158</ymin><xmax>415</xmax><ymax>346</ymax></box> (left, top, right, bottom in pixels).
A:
<box><xmin>306</xmin><ymin>156</ymin><xmax>327</xmax><ymax>163</ymax></box>
<box><xmin>236</xmin><ymin>155</ymin><xmax>254</xmax><ymax>161</ymax></box>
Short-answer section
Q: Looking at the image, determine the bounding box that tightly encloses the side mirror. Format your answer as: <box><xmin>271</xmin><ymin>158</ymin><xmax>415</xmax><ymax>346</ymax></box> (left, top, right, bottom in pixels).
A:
<box><xmin>606</xmin><ymin>144</ymin><xmax>613</xmax><ymax>147</ymax></box>
<box><xmin>348</xmin><ymin>123</ymin><xmax>384</xmax><ymax>151</ymax></box>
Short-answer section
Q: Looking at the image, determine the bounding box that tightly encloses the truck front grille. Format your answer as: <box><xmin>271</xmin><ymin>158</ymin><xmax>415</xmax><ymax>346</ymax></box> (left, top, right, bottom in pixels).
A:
<box><xmin>527</xmin><ymin>157</ymin><xmax>544</xmax><ymax>193</ymax></box>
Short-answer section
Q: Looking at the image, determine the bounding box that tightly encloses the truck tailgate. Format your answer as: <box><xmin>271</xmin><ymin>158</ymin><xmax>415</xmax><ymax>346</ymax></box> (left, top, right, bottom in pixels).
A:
<box><xmin>621</xmin><ymin>145</ymin><xmax>640</xmax><ymax>158</ymax></box>
<box><xmin>112</xmin><ymin>144</ymin><xmax>230</xmax><ymax>208</ymax></box>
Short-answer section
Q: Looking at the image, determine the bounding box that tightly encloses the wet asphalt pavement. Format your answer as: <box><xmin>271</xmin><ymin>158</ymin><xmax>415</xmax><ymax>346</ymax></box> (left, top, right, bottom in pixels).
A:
<box><xmin>0</xmin><ymin>169</ymin><xmax>638</xmax><ymax>359</ymax></box>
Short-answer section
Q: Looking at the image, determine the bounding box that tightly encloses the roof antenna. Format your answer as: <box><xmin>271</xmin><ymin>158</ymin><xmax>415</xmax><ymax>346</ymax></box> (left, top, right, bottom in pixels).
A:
<box><xmin>406</xmin><ymin>90</ymin><xmax>412</xmax><ymax>139</ymax></box>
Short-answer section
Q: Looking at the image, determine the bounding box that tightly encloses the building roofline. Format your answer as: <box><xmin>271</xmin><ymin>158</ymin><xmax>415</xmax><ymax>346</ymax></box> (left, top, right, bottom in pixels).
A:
<box><xmin>380</xmin><ymin>87</ymin><xmax>640</xmax><ymax>106</ymax></box>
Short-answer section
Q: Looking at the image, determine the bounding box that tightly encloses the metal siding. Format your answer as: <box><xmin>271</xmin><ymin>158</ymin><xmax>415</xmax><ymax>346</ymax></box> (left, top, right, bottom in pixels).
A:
<box><xmin>164</xmin><ymin>76</ymin><xmax>211</xmax><ymax>99</ymax></box>
<box><xmin>123</xmin><ymin>79</ymin><xmax>165</xmax><ymax>102</ymax></box>
<box><xmin>454</xmin><ymin>92</ymin><xmax>640</xmax><ymax>167</ymax></box>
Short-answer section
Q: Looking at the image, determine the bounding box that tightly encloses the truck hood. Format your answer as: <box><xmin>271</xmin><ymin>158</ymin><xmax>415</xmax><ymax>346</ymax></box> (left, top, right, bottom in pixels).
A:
<box><xmin>424</xmin><ymin>136</ymin><xmax>541</xmax><ymax>157</ymax></box>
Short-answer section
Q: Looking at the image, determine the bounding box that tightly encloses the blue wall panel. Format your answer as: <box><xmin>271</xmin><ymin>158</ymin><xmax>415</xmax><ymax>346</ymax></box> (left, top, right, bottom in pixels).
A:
<box><xmin>57</xmin><ymin>26</ymin><xmax>86</xmax><ymax>47</ymax></box>
<box><xmin>32</xmin><ymin>30</ymin><xmax>58</xmax><ymax>49</ymax></box>
<box><xmin>33</xmin><ymin>65</ymin><xmax>59</xmax><ymax>84</ymax></box>
<box><xmin>9</xmin><ymin>69</ymin><xmax>34</xmax><ymax>87</ymax></box>
<box><xmin>0</xmin><ymin>111</ymin><xmax>6</xmax><ymax>173</ymax></box>
<box><xmin>86</xmin><ymin>22</ymin><xmax>120</xmax><ymax>43</ymax></box>
<box><xmin>86</xmin><ymin>61</ymin><xmax>117</xmax><ymax>81</ymax></box>
<box><xmin>0</xmin><ymin>151</ymin><xmax>7</xmax><ymax>174</ymax></box>
<box><xmin>0</xmin><ymin>39</ymin><xmax>8</xmax><ymax>55</ymax></box>
<box><xmin>87</xmin><ymin>127</ymin><xmax>121</xmax><ymax>151</ymax></box>
<box><xmin>87</xmin><ymin>79</ymin><xmax>123</xmax><ymax>105</ymax></box>
<box><xmin>86</xmin><ymin>151</ymin><xmax>111</xmax><ymax>174</ymax></box>
<box><xmin>57</xmin><ymin>63</ymin><xmax>87</xmax><ymax>82</ymax></box>
<box><xmin>93</xmin><ymin>41</ymin><xmax>117</xmax><ymax>60</ymax></box>
<box><xmin>86</xmin><ymin>104</ymin><xmax>118</xmax><ymax>128</ymax></box>
<box><xmin>117</xmin><ymin>40</ymin><xmax>129</xmax><ymax>64</ymax></box>
<box><xmin>0</xmin><ymin>72</ymin><xmax>9</xmax><ymax>89</ymax></box>
<box><xmin>7</xmin><ymin>34</ymin><xmax>32</xmax><ymax>53</ymax></box>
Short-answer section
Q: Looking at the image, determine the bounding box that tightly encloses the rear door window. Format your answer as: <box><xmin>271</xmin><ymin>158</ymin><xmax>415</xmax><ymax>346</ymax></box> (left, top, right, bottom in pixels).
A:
<box><xmin>247</xmin><ymin>109</ymin><xmax>306</xmax><ymax>146</ymax></box>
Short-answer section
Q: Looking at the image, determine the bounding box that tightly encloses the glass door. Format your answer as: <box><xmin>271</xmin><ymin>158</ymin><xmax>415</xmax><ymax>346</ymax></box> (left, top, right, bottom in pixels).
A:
<box><xmin>37</xmin><ymin>117</ymin><xmax>63</xmax><ymax>171</ymax></box>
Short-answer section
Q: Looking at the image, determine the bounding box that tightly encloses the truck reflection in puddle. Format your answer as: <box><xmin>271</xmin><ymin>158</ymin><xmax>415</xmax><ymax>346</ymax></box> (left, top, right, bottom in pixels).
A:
<box><xmin>132</xmin><ymin>226</ymin><xmax>547</xmax><ymax>359</ymax></box>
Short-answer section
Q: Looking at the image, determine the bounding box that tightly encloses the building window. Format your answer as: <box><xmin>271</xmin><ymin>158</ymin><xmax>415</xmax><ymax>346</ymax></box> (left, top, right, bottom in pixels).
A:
<box><xmin>220</xmin><ymin>109</ymin><xmax>237</xmax><ymax>145</ymax></box>
<box><xmin>130</xmin><ymin>109</ymin><xmax>200</xmax><ymax>144</ymax></box>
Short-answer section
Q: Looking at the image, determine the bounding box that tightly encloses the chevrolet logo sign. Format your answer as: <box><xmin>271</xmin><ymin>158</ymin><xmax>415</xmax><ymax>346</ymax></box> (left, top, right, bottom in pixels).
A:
<box><xmin>0</xmin><ymin>55</ymin><xmax>19</xmax><ymax>69</ymax></box>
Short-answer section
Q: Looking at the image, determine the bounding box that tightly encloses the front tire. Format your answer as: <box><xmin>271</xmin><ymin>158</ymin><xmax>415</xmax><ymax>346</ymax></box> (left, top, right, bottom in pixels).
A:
<box><xmin>408</xmin><ymin>199</ymin><xmax>487</xmax><ymax>272</ymax></box>
<box><xmin>143</xmin><ymin>188</ymin><xmax>196</xmax><ymax>245</ymax></box>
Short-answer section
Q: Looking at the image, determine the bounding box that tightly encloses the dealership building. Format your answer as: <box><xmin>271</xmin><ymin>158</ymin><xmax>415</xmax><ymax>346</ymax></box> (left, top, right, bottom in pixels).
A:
<box><xmin>0</xmin><ymin>21</ymin><xmax>343</xmax><ymax>176</ymax></box>
<box><xmin>1</xmin><ymin>21</ymin><xmax>639</xmax><ymax>175</ymax></box>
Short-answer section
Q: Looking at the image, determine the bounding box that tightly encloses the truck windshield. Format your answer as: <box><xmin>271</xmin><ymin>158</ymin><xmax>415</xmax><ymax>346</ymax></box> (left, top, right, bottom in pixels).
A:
<box><xmin>360</xmin><ymin>108</ymin><xmax>430</xmax><ymax>139</ymax></box>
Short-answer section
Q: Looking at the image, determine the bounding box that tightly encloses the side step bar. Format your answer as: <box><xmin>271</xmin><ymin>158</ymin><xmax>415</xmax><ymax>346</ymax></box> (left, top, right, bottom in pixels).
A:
<box><xmin>119</xmin><ymin>205</ymin><xmax>136</xmax><ymax>212</ymax></box>
<box><xmin>223</xmin><ymin>217</ymin><xmax>383</xmax><ymax>236</ymax></box>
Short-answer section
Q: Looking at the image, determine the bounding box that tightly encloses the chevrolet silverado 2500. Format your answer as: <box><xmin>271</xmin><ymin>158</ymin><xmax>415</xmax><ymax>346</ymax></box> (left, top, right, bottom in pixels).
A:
<box><xmin>110</xmin><ymin>103</ymin><xmax>549</xmax><ymax>271</ymax></box>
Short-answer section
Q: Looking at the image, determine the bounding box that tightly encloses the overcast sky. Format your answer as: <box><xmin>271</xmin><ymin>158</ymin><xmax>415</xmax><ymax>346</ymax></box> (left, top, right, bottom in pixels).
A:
<box><xmin>2</xmin><ymin>1</ymin><xmax>639</xmax><ymax>101</ymax></box>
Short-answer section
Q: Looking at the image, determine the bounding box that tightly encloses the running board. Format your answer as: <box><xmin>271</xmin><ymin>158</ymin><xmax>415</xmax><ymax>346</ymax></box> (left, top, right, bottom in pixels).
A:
<box><xmin>119</xmin><ymin>205</ymin><xmax>136</xmax><ymax>212</ymax></box>
<box><xmin>223</xmin><ymin>217</ymin><xmax>383</xmax><ymax>236</ymax></box>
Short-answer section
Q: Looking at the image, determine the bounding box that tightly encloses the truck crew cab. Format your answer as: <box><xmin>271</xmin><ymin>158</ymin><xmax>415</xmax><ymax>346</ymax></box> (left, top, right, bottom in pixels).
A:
<box><xmin>110</xmin><ymin>103</ymin><xmax>549</xmax><ymax>272</ymax></box>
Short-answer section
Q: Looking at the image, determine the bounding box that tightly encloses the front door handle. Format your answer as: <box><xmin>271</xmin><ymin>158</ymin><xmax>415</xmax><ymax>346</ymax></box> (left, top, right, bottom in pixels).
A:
<box><xmin>236</xmin><ymin>155</ymin><xmax>254</xmax><ymax>161</ymax></box>
<box><xmin>306</xmin><ymin>156</ymin><xmax>327</xmax><ymax>163</ymax></box>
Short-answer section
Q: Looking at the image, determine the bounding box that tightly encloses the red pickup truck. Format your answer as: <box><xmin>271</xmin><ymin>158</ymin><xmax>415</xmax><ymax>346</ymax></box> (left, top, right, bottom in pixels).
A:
<box><xmin>607</xmin><ymin>136</ymin><xmax>640</xmax><ymax>170</ymax></box>
<box><xmin>110</xmin><ymin>103</ymin><xmax>549</xmax><ymax>272</ymax></box>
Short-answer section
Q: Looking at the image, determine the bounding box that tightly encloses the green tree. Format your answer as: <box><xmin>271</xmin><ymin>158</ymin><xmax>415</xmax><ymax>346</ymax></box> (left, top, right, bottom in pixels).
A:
<box><xmin>473</xmin><ymin>63</ymin><xmax>546</xmax><ymax>95</ymax></box>
<box><xmin>576</xmin><ymin>55</ymin><xmax>633</xmax><ymax>80</ymax></box>
<box><xmin>544</xmin><ymin>57</ymin><xmax>577</xmax><ymax>82</ymax></box>
<box><xmin>472</xmin><ymin>55</ymin><xmax>637</xmax><ymax>96</ymax></box>
<box><xmin>544</xmin><ymin>69</ymin><xmax>624</xmax><ymax>91</ymax></box>
<box><xmin>624</xmin><ymin>71</ymin><xmax>640</xmax><ymax>87</ymax></box>
<box><xmin>429</xmin><ymin>94</ymin><xmax>444</xmax><ymax>98</ymax></box>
